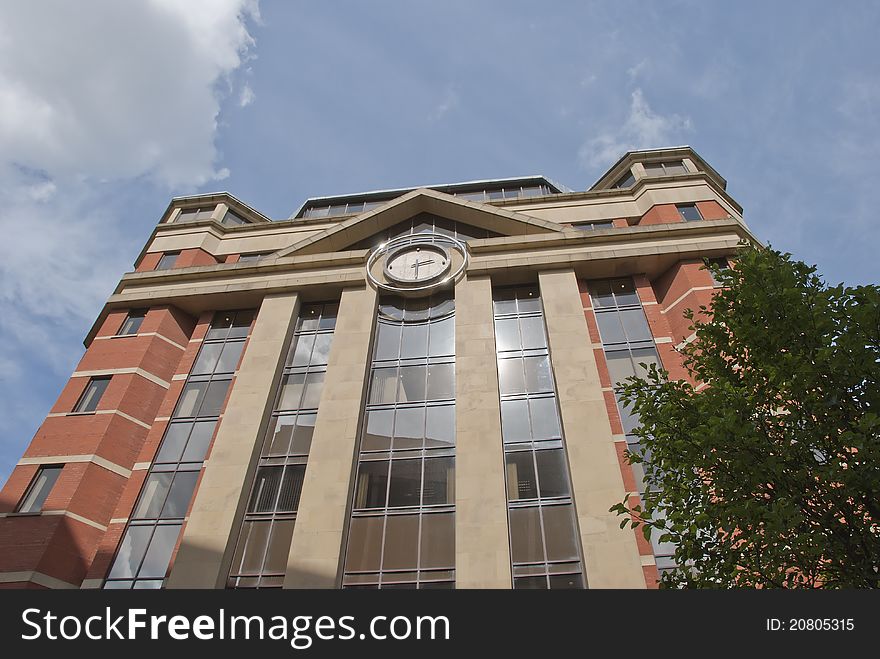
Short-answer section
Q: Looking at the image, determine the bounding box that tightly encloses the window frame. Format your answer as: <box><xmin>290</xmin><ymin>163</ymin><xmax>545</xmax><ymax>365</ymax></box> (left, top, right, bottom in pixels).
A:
<box><xmin>155</xmin><ymin>251</ymin><xmax>180</xmax><ymax>271</ymax></box>
<box><xmin>16</xmin><ymin>465</ymin><xmax>64</xmax><ymax>513</ymax></box>
<box><xmin>72</xmin><ymin>376</ymin><xmax>112</xmax><ymax>414</ymax></box>
<box><xmin>117</xmin><ymin>309</ymin><xmax>148</xmax><ymax>336</ymax></box>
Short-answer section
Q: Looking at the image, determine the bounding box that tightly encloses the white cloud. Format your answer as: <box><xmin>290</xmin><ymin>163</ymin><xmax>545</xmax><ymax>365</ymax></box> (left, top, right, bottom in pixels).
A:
<box><xmin>580</xmin><ymin>88</ymin><xmax>692</xmax><ymax>168</ymax></box>
<box><xmin>240</xmin><ymin>83</ymin><xmax>256</xmax><ymax>107</ymax></box>
<box><xmin>0</xmin><ymin>1</ymin><xmax>259</xmax><ymax>480</ymax></box>
<box><xmin>0</xmin><ymin>0</ymin><xmax>259</xmax><ymax>188</ymax></box>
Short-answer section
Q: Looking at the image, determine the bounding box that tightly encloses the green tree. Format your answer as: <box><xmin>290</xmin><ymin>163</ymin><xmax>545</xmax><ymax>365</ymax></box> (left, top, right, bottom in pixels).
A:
<box><xmin>611</xmin><ymin>246</ymin><xmax>880</xmax><ymax>588</ymax></box>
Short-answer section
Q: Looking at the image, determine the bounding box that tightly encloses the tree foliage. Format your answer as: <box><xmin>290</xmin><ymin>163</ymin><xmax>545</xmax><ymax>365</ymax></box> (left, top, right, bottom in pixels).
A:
<box><xmin>611</xmin><ymin>246</ymin><xmax>880</xmax><ymax>588</ymax></box>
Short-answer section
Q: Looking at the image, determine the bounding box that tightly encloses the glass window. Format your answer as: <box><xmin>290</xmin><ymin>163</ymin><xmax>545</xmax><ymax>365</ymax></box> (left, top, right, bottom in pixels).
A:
<box><xmin>133</xmin><ymin>472</ymin><xmax>173</xmax><ymax>518</ymax></box>
<box><xmin>237</xmin><ymin>253</ymin><xmax>266</xmax><ymax>263</ymax></box>
<box><xmin>398</xmin><ymin>365</ymin><xmax>427</xmax><ymax>402</ymax></box>
<box><xmin>118</xmin><ymin>309</ymin><xmax>147</xmax><ymax>335</ymax></box>
<box><xmin>345</xmin><ymin>517</ymin><xmax>384</xmax><ymax>572</ymax></box>
<box><xmin>394</xmin><ymin>406</ymin><xmax>424</xmax><ymax>449</ymax></box>
<box><xmin>542</xmin><ymin>505</ymin><xmax>580</xmax><ymax>561</ymax></box>
<box><xmin>420</xmin><ymin>513</ymin><xmax>454</xmax><ymax>568</ymax></box>
<box><xmin>16</xmin><ymin>465</ymin><xmax>63</xmax><ymax>513</ymax></box>
<box><xmin>107</xmin><ymin>526</ymin><xmax>153</xmax><ymax>579</ymax></box>
<box><xmin>619</xmin><ymin>308</ymin><xmax>652</xmax><ymax>343</ymax></box>
<box><xmin>427</xmin><ymin>317</ymin><xmax>454</xmax><ymax>356</ymax></box>
<box><xmin>506</xmin><ymin>452</ymin><xmax>537</xmax><ymax>500</ymax></box>
<box><xmin>677</xmin><ymin>203</ymin><xmax>702</xmax><ymax>222</ymax></box>
<box><xmin>355</xmin><ymin>461</ymin><xmax>389</xmax><ymax>509</ymax></box>
<box><xmin>222</xmin><ymin>210</ymin><xmax>248</xmax><ymax>227</ymax></box>
<box><xmin>425</xmin><ymin>406</ymin><xmax>454</xmax><ymax>448</ymax></box>
<box><xmin>374</xmin><ymin>323</ymin><xmax>401</xmax><ymax>361</ymax></box>
<box><xmin>535</xmin><ymin>449</ymin><xmax>570</xmax><ymax>498</ymax></box>
<box><xmin>161</xmin><ymin>470</ymin><xmax>199</xmax><ymax>517</ymax></box>
<box><xmin>529</xmin><ymin>398</ymin><xmax>561</xmax><ymax>439</ymax></box>
<box><xmin>363</xmin><ymin>409</ymin><xmax>394</xmax><ymax>451</ymax></box>
<box><xmin>138</xmin><ymin>524</ymin><xmax>181</xmax><ymax>579</ymax></box>
<box><xmin>509</xmin><ymin>507</ymin><xmax>543</xmax><ymax>564</ymax></box>
<box><xmin>501</xmin><ymin>400</ymin><xmax>530</xmax><ymax>443</ymax></box>
<box><xmin>382</xmin><ymin>515</ymin><xmax>419</xmax><ymax>569</ymax></box>
<box><xmin>199</xmin><ymin>379</ymin><xmax>231</xmax><ymax>417</ymax></box>
<box><xmin>191</xmin><ymin>342</ymin><xmax>223</xmax><ymax>375</ymax></box>
<box><xmin>73</xmin><ymin>376</ymin><xmax>111</xmax><ymax>413</ymax></box>
<box><xmin>613</xmin><ymin>171</ymin><xmax>636</xmax><ymax>188</ymax></box>
<box><xmin>494</xmin><ymin>318</ymin><xmax>520</xmax><ymax>352</ymax></box>
<box><xmin>400</xmin><ymin>323</ymin><xmax>428</xmax><ymax>359</ymax></box>
<box><xmin>426</xmin><ymin>363</ymin><xmax>454</xmax><ymax>400</ymax></box>
<box><xmin>388</xmin><ymin>460</ymin><xmax>422</xmax><ymax>507</ymax></box>
<box><xmin>422</xmin><ymin>457</ymin><xmax>454</xmax><ymax>505</ymax></box>
<box><xmin>498</xmin><ymin>358</ymin><xmax>525</xmax><ymax>396</ymax></box>
<box><xmin>523</xmin><ymin>356</ymin><xmax>552</xmax><ymax>393</ymax></box>
<box><xmin>519</xmin><ymin>316</ymin><xmax>547</xmax><ymax>350</ymax></box>
<box><xmin>155</xmin><ymin>252</ymin><xmax>179</xmax><ymax>270</ymax></box>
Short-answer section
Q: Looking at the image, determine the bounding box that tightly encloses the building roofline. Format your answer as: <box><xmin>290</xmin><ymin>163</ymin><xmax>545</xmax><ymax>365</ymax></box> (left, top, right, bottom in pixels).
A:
<box><xmin>289</xmin><ymin>175</ymin><xmax>570</xmax><ymax>219</ymax></box>
<box><xmin>588</xmin><ymin>146</ymin><xmax>728</xmax><ymax>192</ymax></box>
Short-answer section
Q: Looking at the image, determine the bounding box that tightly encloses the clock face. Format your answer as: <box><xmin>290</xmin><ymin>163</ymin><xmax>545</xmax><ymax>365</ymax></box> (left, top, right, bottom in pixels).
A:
<box><xmin>384</xmin><ymin>244</ymin><xmax>450</xmax><ymax>284</ymax></box>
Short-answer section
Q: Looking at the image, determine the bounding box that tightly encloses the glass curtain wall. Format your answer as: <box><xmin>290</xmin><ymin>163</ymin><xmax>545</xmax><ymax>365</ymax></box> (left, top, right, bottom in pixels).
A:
<box><xmin>342</xmin><ymin>294</ymin><xmax>456</xmax><ymax>589</ymax></box>
<box><xmin>588</xmin><ymin>278</ymin><xmax>675</xmax><ymax>574</ymax></box>
<box><xmin>493</xmin><ymin>286</ymin><xmax>585</xmax><ymax>589</ymax></box>
<box><xmin>104</xmin><ymin>310</ymin><xmax>255</xmax><ymax>589</ymax></box>
<box><xmin>227</xmin><ymin>302</ymin><xmax>338</xmax><ymax>588</ymax></box>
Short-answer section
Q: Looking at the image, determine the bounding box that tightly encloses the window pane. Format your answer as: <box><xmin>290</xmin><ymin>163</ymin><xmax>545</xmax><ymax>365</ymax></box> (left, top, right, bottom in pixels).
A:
<box><xmin>369</xmin><ymin>368</ymin><xmax>398</xmax><ymax>404</ymax></box>
<box><xmin>523</xmin><ymin>356</ymin><xmax>552</xmax><ymax>393</ymax></box>
<box><xmin>611</xmin><ymin>278</ymin><xmax>640</xmax><ymax>306</ymax></box>
<box><xmin>494</xmin><ymin>318</ymin><xmax>520</xmax><ymax>352</ymax></box>
<box><xmin>498</xmin><ymin>358</ymin><xmax>525</xmax><ymax>396</ymax></box>
<box><xmin>387</xmin><ymin>459</ymin><xmax>422</xmax><ymax>507</ymax></box>
<box><xmin>108</xmin><ymin>526</ymin><xmax>152</xmax><ymax>579</ymax></box>
<box><xmin>278</xmin><ymin>374</ymin><xmax>305</xmax><ymax>409</ymax></box>
<box><xmin>393</xmin><ymin>407</ymin><xmax>424</xmax><ymax>449</ymax></box>
<box><xmin>234</xmin><ymin>520</ymin><xmax>270</xmax><ymax>574</ymax></box>
<box><xmin>299</xmin><ymin>307</ymin><xmax>321</xmax><ymax>331</ymax></box>
<box><xmin>119</xmin><ymin>311</ymin><xmax>146</xmax><ymax>336</ymax></box>
<box><xmin>516</xmin><ymin>292</ymin><xmax>541</xmax><ymax>314</ymax></box>
<box><xmin>509</xmin><ymin>507</ymin><xmax>544</xmax><ymax>564</ymax></box>
<box><xmin>620</xmin><ymin>308</ymin><xmax>652</xmax><ymax>343</ymax></box>
<box><xmin>291</xmin><ymin>414</ymin><xmax>316</xmax><ymax>455</ymax></box>
<box><xmin>501</xmin><ymin>400</ymin><xmax>530</xmax><ymax>442</ymax></box>
<box><xmin>345</xmin><ymin>516</ymin><xmax>383</xmax><ymax>572</ymax></box>
<box><xmin>506</xmin><ymin>452</ymin><xmax>537</xmax><ymax>500</ymax></box>
<box><xmin>174</xmin><ymin>381</ymin><xmax>207</xmax><ymax>417</ymax></box>
<box><xmin>542</xmin><ymin>504</ymin><xmax>580</xmax><ymax>561</ymax></box>
<box><xmin>589</xmin><ymin>280</ymin><xmax>614</xmax><ymax>308</ymax></box>
<box><xmin>155</xmin><ymin>423</ymin><xmax>190</xmax><ymax>462</ymax></box>
<box><xmin>428</xmin><ymin>317</ymin><xmax>454</xmax><ymax>356</ymax></box>
<box><xmin>161</xmin><ymin>470</ymin><xmax>199</xmax><ymax>518</ymax></box>
<box><xmin>426</xmin><ymin>363</ymin><xmax>454</xmax><ymax>400</ymax></box>
<box><xmin>156</xmin><ymin>253</ymin><xmax>178</xmax><ymax>270</ymax></box>
<box><xmin>420</xmin><ymin>513</ymin><xmax>454</xmax><ymax>569</ymax></box>
<box><xmin>425</xmin><ymin>406</ymin><xmax>455</xmax><ymax>448</ymax></box>
<box><xmin>519</xmin><ymin>316</ymin><xmax>547</xmax><ymax>350</ymax></box>
<box><xmin>199</xmin><ymin>379</ymin><xmax>230</xmax><ymax>416</ymax></box>
<box><xmin>17</xmin><ymin>466</ymin><xmax>63</xmax><ymax>513</ymax></box>
<box><xmin>133</xmin><ymin>473</ymin><xmax>172</xmax><ymax>518</ymax></box>
<box><xmin>644</xmin><ymin>163</ymin><xmax>665</xmax><ymax>176</ymax></box>
<box><xmin>382</xmin><ymin>515</ymin><xmax>419</xmax><ymax>569</ymax></box>
<box><xmin>318</xmin><ymin>304</ymin><xmax>338</xmax><ymax>329</ymax></box>
<box><xmin>138</xmin><ymin>524</ymin><xmax>181</xmax><ymax>578</ymax></box>
<box><xmin>529</xmin><ymin>397</ymin><xmax>561</xmax><ymax>439</ymax></box>
<box><xmin>229</xmin><ymin>311</ymin><xmax>254</xmax><ymax>338</ymax></box>
<box><xmin>515</xmin><ymin>576</ymin><xmax>548</xmax><ymax>589</ymax></box>
<box><xmin>181</xmin><ymin>420</ymin><xmax>215</xmax><ymax>462</ymax></box>
<box><xmin>422</xmin><ymin>457</ymin><xmax>454</xmax><ymax>505</ymax></box>
<box><xmin>310</xmin><ymin>333</ymin><xmax>333</xmax><ymax>366</ymax></box>
<box><xmin>354</xmin><ymin>461</ymin><xmax>389</xmax><ymax>509</ymax></box>
<box><xmin>267</xmin><ymin>416</ymin><xmax>296</xmax><ymax>456</ymax></box>
<box><xmin>249</xmin><ymin>466</ymin><xmax>283</xmax><ymax>513</ymax></box>
<box><xmin>191</xmin><ymin>342</ymin><xmax>222</xmax><ymax>375</ymax></box>
<box><xmin>277</xmin><ymin>465</ymin><xmax>306</xmax><ymax>512</ymax></box>
<box><xmin>398</xmin><ymin>365</ymin><xmax>426</xmax><ymax>402</ymax></box>
<box><xmin>290</xmin><ymin>333</ymin><xmax>315</xmax><ymax>366</ymax></box>
<box><xmin>300</xmin><ymin>372</ymin><xmax>324</xmax><ymax>409</ymax></box>
<box><xmin>549</xmin><ymin>573</ymin><xmax>584</xmax><ymax>589</ymax></box>
<box><xmin>363</xmin><ymin>409</ymin><xmax>393</xmax><ymax>451</ymax></box>
<box><xmin>595</xmin><ymin>311</ymin><xmax>626</xmax><ymax>344</ymax></box>
<box><xmin>605</xmin><ymin>350</ymin><xmax>635</xmax><ymax>388</ymax></box>
<box><xmin>215</xmin><ymin>341</ymin><xmax>244</xmax><ymax>373</ymax></box>
<box><xmin>631</xmin><ymin>347</ymin><xmax>660</xmax><ymax>379</ymax></box>
<box><xmin>493</xmin><ymin>291</ymin><xmax>518</xmax><ymax>316</ymax></box>
<box><xmin>665</xmin><ymin>161</ymin><xmax>687</xmax><ymax>175</ymax></box>
<box><xmin>206</xmin><ymin>313</ymin><xmax>233</xmax><ymax>340</ymax></box>
<box><xmin>400</xmin><ymin>323</ymin><xmax>428</xmax><ymax>359</ymax></box>
<box><xmin>75</xmin><ymin>377</ymin><xmax>110</xmax><ymax>413</ymax></box>
<box><xmin>535</xmin><ymin>449</ymin><xmax>570</xmax><ymax>498</ymax></box>
<box><xmin>263</xmin><ymin>520</ymin><xmax>296</xmax><ymax>574</ymax></box>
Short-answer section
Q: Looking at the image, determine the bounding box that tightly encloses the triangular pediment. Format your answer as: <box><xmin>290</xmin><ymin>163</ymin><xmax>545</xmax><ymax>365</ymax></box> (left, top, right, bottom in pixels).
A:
<box><xmin>273</xmin><ymin>188</ymin><xmax>564</xmax><ymax>258</ymax></box>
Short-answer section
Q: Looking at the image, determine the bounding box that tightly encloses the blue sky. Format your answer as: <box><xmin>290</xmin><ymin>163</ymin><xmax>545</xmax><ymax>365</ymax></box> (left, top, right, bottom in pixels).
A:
<box><xmin>1</xmin><ymin>0</ymin><xmax>878</xmax><ymax>485</ymax></box>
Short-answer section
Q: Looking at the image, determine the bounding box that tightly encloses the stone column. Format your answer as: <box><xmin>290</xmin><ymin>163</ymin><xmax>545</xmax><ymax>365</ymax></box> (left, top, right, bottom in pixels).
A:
<box><xmin>539</xmin><ymin>269</ymin><xmax>645</xmax><ymax>588</ymax></box>
<box><xmin>454</xmin><ymin>274</ymin><xmax>512</xmax><ymax>588</ymax></box>
<box><xmin>284</xmin><ymin>285</ymin><xmax>377</xmax><ymax>588</ymax></box>
<box><xmin>167</xmin><ymin>292</ymin><xmax>300</xmax><ymax>588</ymax></box>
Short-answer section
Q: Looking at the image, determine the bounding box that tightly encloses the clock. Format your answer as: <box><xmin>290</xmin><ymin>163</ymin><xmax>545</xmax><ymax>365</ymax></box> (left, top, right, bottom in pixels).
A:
<box><xmin>383</xmin><ymin>244</ymin><xmax>451</xmax><ymax>285</ymax></box>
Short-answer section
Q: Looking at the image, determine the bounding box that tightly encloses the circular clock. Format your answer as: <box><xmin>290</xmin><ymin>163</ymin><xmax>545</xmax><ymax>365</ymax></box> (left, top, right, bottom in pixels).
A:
<box><xmin>383</xmin><ymin>244</ymin><xmax>451</xmax><ymax>285</ymax></box>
